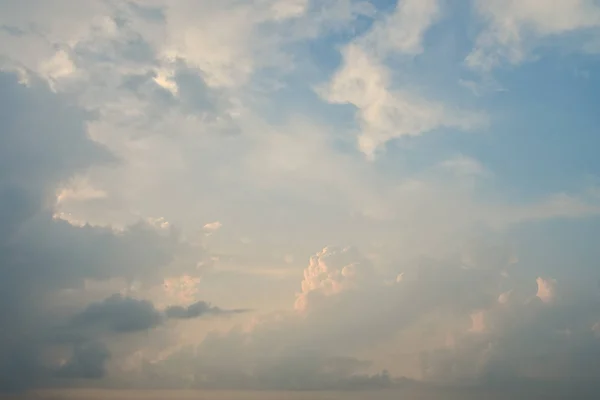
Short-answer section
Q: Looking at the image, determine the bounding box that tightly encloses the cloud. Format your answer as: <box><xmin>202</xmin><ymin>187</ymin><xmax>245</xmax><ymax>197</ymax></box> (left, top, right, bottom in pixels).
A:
<box><xmin>56</xmin><ymin>177</ymin><xmax>107</xmax><ymax>204</ymax></box>
<box><xmin>145</xmin><ymin>243</ymin><xmax>600</xmax><ymax>391</ymax></box>
<box><xmin>203</xmin><ymin>221</ymin><xmax>223</xmax><ymax>232</ymax></box>
<box><xmin>69</xmin><ymin>294</ymin><xmax>248</xmax><ymax>335</ymax></box>
<box><xmin>3</xmin><ymin>1</ymin><xmax>600</xmax><ymax>395</ymax></box>
<box><xmin>420</xmin><ymin>275</ymin><xmax>600</xmax><ymax>384</ymax></box>
<box><xmin>319</xmin><ymin>1</ymin><xmax>486</xmax><ymax>158</ymax></box>
<box><xmin>467</xmin><ymin>0</ymin><xmax>600</xmax><ymax>71</ymax></box>
<box><xmin>0</xmin><ymin>71</ymin><xmax>196</xmax><ymax>391</ymax></box>
<box><xmin>149</xmin><ymin>0</ymin><xmax>373</xmax><ymax>89</ymax></box>
<box><xmin>56</xmin><ymin>342</ymin><xmax>111</xmax><ymax>380</ymax></box>
<box><xmin>135</xmin><ymin>246</ymin><xmax>513</xmax><ymax>390</ymax></box>
<box><xmin>295</xmin><ymin>246</ymin><xmax>374</xmax><ymax>310</ymax></box>
<box><xmin>0</xmin><ymin>0</ymin><xmax>110</xmax><ymax>76</ymax></box>
<box><xmin>536</xmin><ymin>277</ymin><xmax>557</xmax><ymax>304</ymax></box>
<box><xmin>357</xmin><ymin>0</ymin><xmax>441</xmax><ymax>55</ymax></box>
<box><xmin>144</xmin><ymin>328</ymin><xmax>392</xmax><ymax>390</ymax></box>
<box><xmin>71</xmin><ymin>295</ymin><xmax>163</xmax><ymax>334</ymax></box>
<box><xmin>469</xmin><ymin>311</ymin><xmax>487</xmax><ymax>334</ymax></box>
<box><xmin>320</xmin><ymin>45</ymin><xmax>486</xmax><ymax>158</ymax></box>
<box><xmin>164</xmin><ymin>301</ymin><xmax>248</xmax><ymax>320</ymax></box>
<box><xmin>3</xmin><ymin>0</ymin><xmax>587</xmax><ymax>250</ymax></box>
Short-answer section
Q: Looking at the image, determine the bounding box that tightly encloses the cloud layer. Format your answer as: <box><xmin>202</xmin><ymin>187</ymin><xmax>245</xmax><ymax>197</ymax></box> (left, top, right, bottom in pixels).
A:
<box><xmin>2</xmin><ymin>0</ymin><xmax>600</xmax><ymax>396</ymax></box>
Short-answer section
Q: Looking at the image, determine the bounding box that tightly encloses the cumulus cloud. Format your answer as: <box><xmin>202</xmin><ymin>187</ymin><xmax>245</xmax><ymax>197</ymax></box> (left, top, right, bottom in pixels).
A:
<box><xmin>295</xmin><ymin>246</ymin><xmax>373</xmax><ymax>310</ymax></box>
<box><xmin>147</xmin><ymin>244</ymin><xmax>600</xmax><ymax>391</ymax></box>
<box><xmin>131</xmin><ymin>246</ymin><xmax>517</xmax><ymax>390</ymax></box>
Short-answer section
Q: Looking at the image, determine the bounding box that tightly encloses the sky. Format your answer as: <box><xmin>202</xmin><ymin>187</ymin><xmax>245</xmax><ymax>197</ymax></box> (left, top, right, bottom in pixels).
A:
<box><xmin>2</xmin><ymin>0</ymin><xmax>600</xmax><ymax>399</ymax></box>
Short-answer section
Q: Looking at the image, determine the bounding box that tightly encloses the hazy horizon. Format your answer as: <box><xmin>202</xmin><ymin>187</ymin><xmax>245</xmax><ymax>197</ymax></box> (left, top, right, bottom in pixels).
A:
<box><xmin>6</xmin><ymin>385</ymin><xmax>600</xmax><ymax>400</ymax></box>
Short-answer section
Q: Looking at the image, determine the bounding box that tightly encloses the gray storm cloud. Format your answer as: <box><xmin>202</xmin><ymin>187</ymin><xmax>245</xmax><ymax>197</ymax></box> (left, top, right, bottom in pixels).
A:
<box><xmin>0</xmin><ymin>70</ymin><xmax>186</xmax><ymax>391</ymax></box>
<box><xmin>70</xmin><ymin>294</ymin><xmax>250</xmax><ymax>334</ymax></box>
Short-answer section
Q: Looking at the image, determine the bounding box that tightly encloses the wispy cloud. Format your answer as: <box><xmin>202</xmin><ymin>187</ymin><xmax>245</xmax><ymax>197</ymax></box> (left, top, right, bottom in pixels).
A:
<box><xmin>467</xmin><ymin>0</ymin><xmax>600</xmax><ymax>71</ymax></box>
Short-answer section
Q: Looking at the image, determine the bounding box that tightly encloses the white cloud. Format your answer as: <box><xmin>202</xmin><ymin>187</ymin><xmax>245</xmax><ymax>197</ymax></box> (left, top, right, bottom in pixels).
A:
<box><xmin>358</xmin><ymin>0</ymin><xmax>441</xmax><ymax>55</ymax></box>
<box><xmin>158</xmin><ymin>0</ymin><xmax>372</xmax><ymax>88</ymax></box>
<box><xmin>56</xmin><ymin>177</ymin><xmax>107</xmax><ymax>204</ymax></box>
<box><xmin>536</xmin><ymin>276</ymin><xmax>557</xmax><ymax>303</ymax></box>
<box><xmin>295</xmin><ymin>246</ymin><xmax>373</xmax><ymax>310</ymax></box>
<box><xmin>0</xmin><ymin>0</ymin><xmax>371</xmax><ymax>93</ymax></box>
<box><xmin>320</xmin><ymin>45</ymin><xmax>486</xmax><ymax>158</ymax></box>
<box><xmin>0</xmin><ymin>0</ymin><xmax>110</xmax><ymax>77</ymax></box>
<box><xmin>163</xmin><ymin>275</ymin><xmax>202</xmax><ymax>306</ymax></box>
<box><xmin>319</xmin><ymin>1</ymin><xmax>486</xmax><ymax>158</ymax></box>
<box><xmin>39</xmin><ymin>50</ymin><xmax>77</xmax><ymax>88</ymax></box>
<box><xmin>270</xmin><ymin>0</ymin><xmax>309</xmax><ymax>20</ymax></box>
<box><xmin>3</xmin><ymin>0</ymin><xmax>588</xmax><ymax>245</ymax></box>
<box><xmin>467</xmin><ymin>0</ymin><xmax>600</xmax><ymax>71</ymax></box>
<box><xmin>203</xmin><ymin>221</ymin><xmax>223</xmax><ymax>232</ymax></box>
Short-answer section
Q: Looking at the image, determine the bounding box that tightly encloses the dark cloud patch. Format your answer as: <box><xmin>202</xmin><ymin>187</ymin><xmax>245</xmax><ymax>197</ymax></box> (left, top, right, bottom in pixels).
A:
<box><xmin>164</xmin><ymin>301</ymin><xmax>249</xmax><ymax>320</ymax></box>
<box><xmin>0</xmin><ymin>70</ymin><xmax>112</xmax><ymax>392</ymax></box>
<box><xmin>0</xmin><ymin>72</ymin><xmax>114</xmax><ymax>192</ymax></box>
<box><xmin>71</xmin><ymin>294</ymin><xmax>163</xmax><ymax>334</ymax></box>
<box><xmin>0</xmin><ymin>71</ymin><xmax>182</xmax><ymax>392</ymax></box>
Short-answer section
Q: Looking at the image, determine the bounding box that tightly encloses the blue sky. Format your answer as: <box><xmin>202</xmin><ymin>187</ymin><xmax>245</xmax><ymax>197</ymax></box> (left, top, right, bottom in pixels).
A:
<box><xmin>2</xmin><ymin>0</ymin><xmax>600</xmax><ymax>397</ymax></box>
